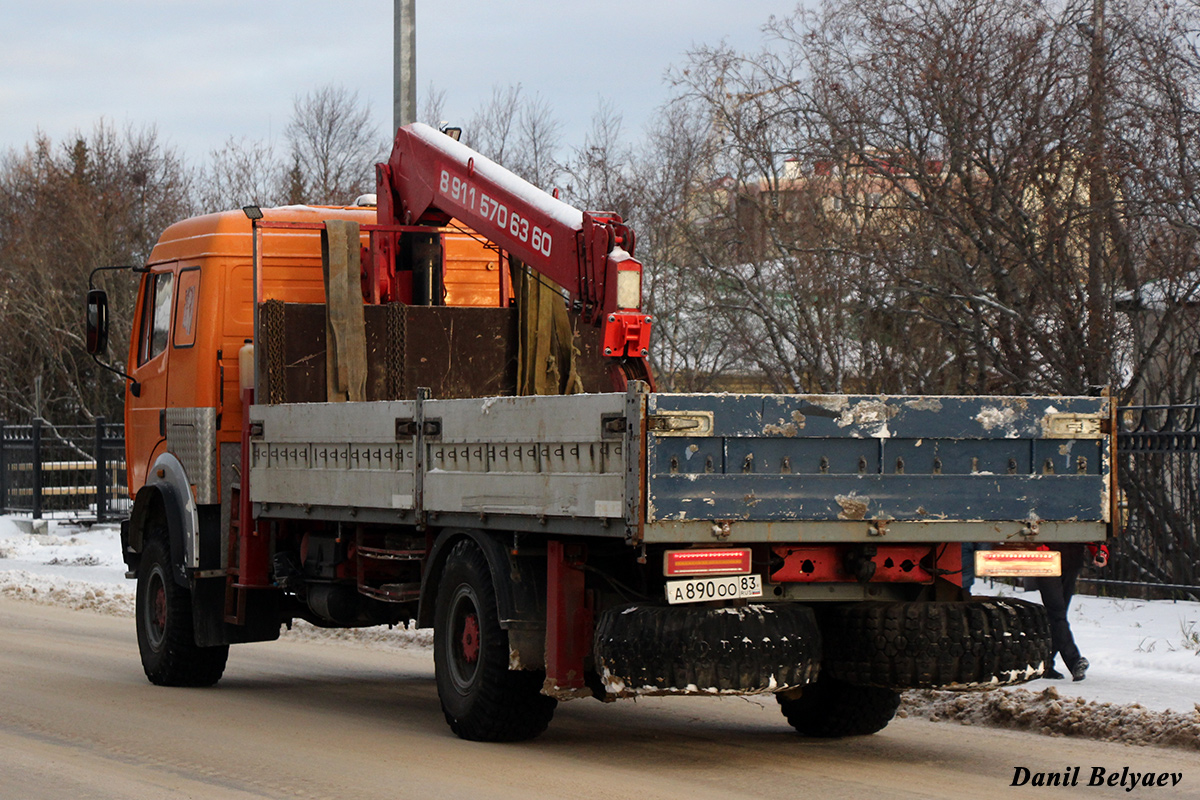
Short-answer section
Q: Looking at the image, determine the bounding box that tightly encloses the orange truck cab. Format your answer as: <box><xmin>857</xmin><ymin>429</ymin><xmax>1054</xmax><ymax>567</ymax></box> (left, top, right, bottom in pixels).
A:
<box><xmin>125</xmin><ymin>203</ymin><xmax>505</xmax><ymax>504</ymax></box>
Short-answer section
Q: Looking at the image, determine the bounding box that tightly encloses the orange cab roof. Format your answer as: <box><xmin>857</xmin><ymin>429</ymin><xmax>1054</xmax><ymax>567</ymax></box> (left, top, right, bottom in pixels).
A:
<box><xmin>147</xmin><ymin>205</ymin><xmax>379</xmax><ymax>266</ymax></box>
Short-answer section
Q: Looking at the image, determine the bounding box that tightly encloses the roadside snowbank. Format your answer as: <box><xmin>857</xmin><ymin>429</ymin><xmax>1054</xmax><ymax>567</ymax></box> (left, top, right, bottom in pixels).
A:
<box><xmin>0</xmin><ymin>518</ymin><xmax>432</xmax><ymax>649</ymax></box>
<box><xmin>0</xmin><ymin>569</ymin><xmax>134</xmax><ymax>616</ymax></box>
<box><xmin>0</xmin><ymin>519</ymin><xmax>133</xmax><ymax>615</ymax></box>
<box><xmin>899</xmin><ymin>687</ymin><xmax>1200</xmax><ymax>751</ymax></box>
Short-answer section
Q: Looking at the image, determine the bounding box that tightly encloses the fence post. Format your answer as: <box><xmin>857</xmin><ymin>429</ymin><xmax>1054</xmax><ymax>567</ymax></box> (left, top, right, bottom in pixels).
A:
<box><xmin>0</xmin><ymin>419</ymin><xmax>7</xmax><ymax>515</ymax></box>
<box><xmin>94</xmin><ymin>416</ymin><xmax>107</xmax><ymax>522</ymax></box>
<box><xmin>31</xmin><ymin>417</ymin><xmax>43</xmax><ymax>520</ymax></box>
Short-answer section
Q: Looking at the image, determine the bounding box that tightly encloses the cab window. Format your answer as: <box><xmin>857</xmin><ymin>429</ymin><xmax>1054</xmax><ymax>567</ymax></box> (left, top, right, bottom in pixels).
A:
<box><xmin>138</xmin><ymin>271</ymin><xmax>175</xmax><ymax>365</ymax></box>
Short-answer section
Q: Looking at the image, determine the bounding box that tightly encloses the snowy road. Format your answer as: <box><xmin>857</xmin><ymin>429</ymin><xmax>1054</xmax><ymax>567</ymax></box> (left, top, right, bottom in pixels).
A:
<box><xmin>1</xmin><ymin>599</ymin><xmax>1196</xmax><ymax>800</ymax></box>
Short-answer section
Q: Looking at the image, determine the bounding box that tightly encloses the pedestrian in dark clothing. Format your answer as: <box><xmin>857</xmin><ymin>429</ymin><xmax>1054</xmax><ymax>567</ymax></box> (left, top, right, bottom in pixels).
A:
<box><xmin>962</xmin><ymin>542</ymin><xmax>978</xmax><ymax>595</ymax></box>
<box><xmin>1033</xmin><ymin>542</ymin><xmax>1108</xmax><ymax>681</ymax></box>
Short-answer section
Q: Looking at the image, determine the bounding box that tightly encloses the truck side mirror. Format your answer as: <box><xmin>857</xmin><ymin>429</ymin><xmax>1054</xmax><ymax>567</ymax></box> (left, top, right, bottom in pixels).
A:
<box><xmin>86</xmin><ymin>289</ymin><xmax>109</xmax><ymax>355</ymax></box>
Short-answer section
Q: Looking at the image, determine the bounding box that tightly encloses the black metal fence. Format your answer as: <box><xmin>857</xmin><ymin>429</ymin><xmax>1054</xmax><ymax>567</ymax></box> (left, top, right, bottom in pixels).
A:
<box><xmin>1105</xmin><ymin>404</ymin><xmax>1200</xmax><ymax>601</ymax></box>
<box><xmin>0</xmin><ymin>418</ymin><xmax>128</xmax><ymax>522</ymax></box>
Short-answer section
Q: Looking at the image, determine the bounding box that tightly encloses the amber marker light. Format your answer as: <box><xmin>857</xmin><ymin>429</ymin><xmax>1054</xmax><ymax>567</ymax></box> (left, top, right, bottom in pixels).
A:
<box><xmin>976</xmin><ymin>549</ymin><xmax>1062</xmax><ymax>577</ymax></box>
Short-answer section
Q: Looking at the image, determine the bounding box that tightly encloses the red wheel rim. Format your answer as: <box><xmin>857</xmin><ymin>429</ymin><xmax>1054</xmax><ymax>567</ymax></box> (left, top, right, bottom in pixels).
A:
<box><xmin>461</xmin><ymin>613</ymin><xmax>480</xmax><ymax>663</ymax></box>
<box><xmin>152</xmin><ymin>582</ymin><xmax>167</xmax><ymax>632</ymax></box>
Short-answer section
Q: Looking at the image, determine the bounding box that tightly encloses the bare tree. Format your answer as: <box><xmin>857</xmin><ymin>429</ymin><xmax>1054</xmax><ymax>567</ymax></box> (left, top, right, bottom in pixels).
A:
<box><xmin>781</xmin><ymin>0</ymin><xmax>1109</xmax><ymax>394</ymax></box>
<box><xmin>562</xmin><ymin>98</ymin><xmax>633</xmax><ymax>212</ymax></box>
<box><xmin>510</xmin><ymin>91</ymin><xmax>563</xmax><ymax>189</ymax></box>
<box><xmin>657</xmin><ymin>40</ymin><xmax>941</xmax><ymax>393</ymax></box>
<box><xmin>464</xmin><ymin>84</ymin><xmax>563</xmax><ymax>189</ymax></box>
<box><xmin>197</xmin><ymin>135</ymin><xmax>285</xmax><ymax>213</ymax></box>
<box><xmin>419</xmin><ymin>82</ymin><xmax>448</xmax><ymax>130</ymax></box>
<box><xmin>0</xmin><ymin>122</ymin><xmax>193</xmax><ymax>424</ymax></box>
<box><xmin>654</xmin><ymin>0</ymin><xmax>1200</xmax><ymax>397</ymax></box>
<box><xmin>463</xmin><ymin>84</ymin><xmax>523</xmax><ymax>166</ymax></box>
<box><xmin>626</xmin><ymin>99</ymin><xmax>757</xmax><ymax>390</ymax></box>
<box><xmin>285</xmin><ymin>84</ymin><xmax>387</xmax><ymax>205</ymax></box>
<box><xmin>1106</xmin><ymin>0</ymin><xmax>1200</xmax><ymax>404</ymax></box>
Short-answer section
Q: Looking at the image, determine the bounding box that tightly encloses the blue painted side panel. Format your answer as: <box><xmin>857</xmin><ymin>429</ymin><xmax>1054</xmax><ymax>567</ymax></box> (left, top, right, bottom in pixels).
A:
<box><xmin>645</xmin><ymin>394</ymin><xmax>1110</xmax><ymax>524</ymax></box>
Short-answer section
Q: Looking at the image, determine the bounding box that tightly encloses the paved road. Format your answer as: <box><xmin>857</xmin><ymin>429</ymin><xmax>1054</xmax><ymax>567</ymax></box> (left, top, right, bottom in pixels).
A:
<box><xmin>0</xmin><ymin>598</ymin><xmax>1194</xmax><ymax>800</ymax></box>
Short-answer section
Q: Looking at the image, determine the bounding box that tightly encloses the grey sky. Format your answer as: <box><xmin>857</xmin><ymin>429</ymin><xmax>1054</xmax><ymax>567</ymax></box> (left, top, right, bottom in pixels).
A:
<box><xmin>2</xmin><ymin>1</ymin><xmax>794</xmax><ymax>163</ymax></box>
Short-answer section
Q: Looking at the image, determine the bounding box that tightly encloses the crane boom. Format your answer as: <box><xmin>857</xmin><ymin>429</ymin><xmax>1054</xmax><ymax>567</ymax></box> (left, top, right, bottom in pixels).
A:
<box><xmin>375</xmin><ymin>123</ymin><xmax>652</xmax><ymax>363</ymax></box>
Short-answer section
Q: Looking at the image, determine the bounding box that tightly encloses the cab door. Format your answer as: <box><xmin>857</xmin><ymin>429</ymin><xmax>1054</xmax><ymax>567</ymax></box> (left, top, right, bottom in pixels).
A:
<box><xmin>125</xmin><ymin>265</ymin><xmax>176</xmax><ymax>496</ymax></box>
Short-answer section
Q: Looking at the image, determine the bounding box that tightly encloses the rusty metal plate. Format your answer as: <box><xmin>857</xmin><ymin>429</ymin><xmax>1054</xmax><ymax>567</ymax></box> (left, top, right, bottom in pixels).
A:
<box><xmin>259</xmin><ymin>303</ymin><xmax>518</xmax><ymax>402</ymax></box>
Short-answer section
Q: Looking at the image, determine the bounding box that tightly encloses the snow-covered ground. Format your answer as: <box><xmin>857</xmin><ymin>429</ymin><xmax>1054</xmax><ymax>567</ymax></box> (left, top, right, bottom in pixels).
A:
<box><xmin>1</xmin><ymin>516</ymin><xmax>1196</xmax><ymax>747</ymax></box>
<box><xmin>982</xmin><ymin>578</ymin><xmax>1200</xmax><ymax>713</ymax></box>
<box><xmin>0</xmin><ymin>517</ymin><xmax>133</xmax><ymax>615</ymax></box>
<box><xmin>0</xmin><ymin>516</ymin><xmax>433</xmax><ymax>648</ymax></box>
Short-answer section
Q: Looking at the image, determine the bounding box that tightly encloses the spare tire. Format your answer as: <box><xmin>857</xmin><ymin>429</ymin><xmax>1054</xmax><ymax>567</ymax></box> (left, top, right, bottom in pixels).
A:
<box><xmin>594</xmin><ymin>603</ymin><xmax>821</xmax><ymax>696</ymax></box>
<box><xmin>821</xmin><ymin>596</ymin><xmax>1051</xmax><ymax>689</ymax></box>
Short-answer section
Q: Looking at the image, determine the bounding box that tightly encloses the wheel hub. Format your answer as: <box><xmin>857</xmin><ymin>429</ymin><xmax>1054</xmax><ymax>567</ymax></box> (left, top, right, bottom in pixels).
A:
<box><xmin>460</xmin><ymin>613</ymin><xmax>480</xmax><ymax>663</ymax></box>
<box><xmin>142</xmin><ymin>566</ymin><xmax>169</xmax><ymax>652</ymax></box>
<box><xmin>153</xmin><ymin>584</ymin><xmax>167</xmax><ymax>632</ymax></box>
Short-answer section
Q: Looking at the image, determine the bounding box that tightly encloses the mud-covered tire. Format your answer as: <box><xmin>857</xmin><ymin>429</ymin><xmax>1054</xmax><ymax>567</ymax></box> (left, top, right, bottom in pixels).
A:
<box><xmin>821</xmin><ymin>597</ymin><xmax>1051</xmax><ymax>689</ymax></box>
<box><xmin>594</xmin><ymin>603</ymin><xmax>821</xmax><ymax>694</ymax></box>
<box><xmin>433</xmin><ymin>539</ymin><xmax>557</xmax><ymax>741</ymax></box>
<box><xmin>778</xmin><ymin>674</ymin><xmax>901</xmax><ymax>737</ymax></box>
<box><xmin>136</xmin><ymin>535</ymin><xmax>228</xmax><ymax>687</ymax></box>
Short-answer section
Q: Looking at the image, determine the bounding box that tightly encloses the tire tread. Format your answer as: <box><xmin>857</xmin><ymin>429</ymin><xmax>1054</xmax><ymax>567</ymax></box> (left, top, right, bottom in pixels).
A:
<box><xmin>778</xmin><ymin>674</ymin><xmax>900</xmax><ymax>737</ymax></box>
<box><xmin>823</xmin><ymin>597</ymin><xmax>1051</xmax><ymax>689</ymax></box>
<box><xmin>594</xmin><ymin>603</ymin><xmax>821</xmax><ymax>693</ymax></box>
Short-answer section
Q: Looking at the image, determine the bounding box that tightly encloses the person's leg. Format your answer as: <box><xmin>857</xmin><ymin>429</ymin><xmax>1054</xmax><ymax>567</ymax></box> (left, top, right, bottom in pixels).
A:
<box><xmin>1060</xmin><ymin>544</ymin><xmax>1084</xmax><ymax>606</ymax></box>
<box><xmin>961</xmin><ymin>543</ymin><xmax>977</xmax><ymax>594</ymax></box>
<box><xmin>1034</xmin><ymin>571</ymin><xmax>1080</xmax><ymax>673</ymax></box>
<box><xmin>1059</xmin><ymin>545</ymin><xmax>1088</xmax><ymax>679</ymax></box>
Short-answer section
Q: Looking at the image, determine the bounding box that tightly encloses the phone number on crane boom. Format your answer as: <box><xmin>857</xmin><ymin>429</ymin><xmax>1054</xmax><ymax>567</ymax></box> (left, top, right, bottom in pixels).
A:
<box><xmin>439</xmin><ymin>169</ymin><xmax>553</xmax><ymax>257</ymax></box>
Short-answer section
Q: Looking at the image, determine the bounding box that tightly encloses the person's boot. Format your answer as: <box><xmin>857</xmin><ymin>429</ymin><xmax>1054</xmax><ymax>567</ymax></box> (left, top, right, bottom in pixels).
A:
<box><xmin>1044</xmin><ymin>667</ymin><xmax>1065</xmax><ymax>679</ymax></box>
<box><xmin>1070</xmin><ymin>657</ymin><xmax>1089</xmax><ymax>681</ymax></box>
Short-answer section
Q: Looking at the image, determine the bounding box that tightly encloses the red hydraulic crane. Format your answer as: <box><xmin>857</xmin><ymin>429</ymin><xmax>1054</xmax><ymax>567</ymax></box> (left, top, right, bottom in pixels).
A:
<box><xmin>372</xmin><ymin>123</ymin><xmax>653</xmax><ymax>387</ymax></box>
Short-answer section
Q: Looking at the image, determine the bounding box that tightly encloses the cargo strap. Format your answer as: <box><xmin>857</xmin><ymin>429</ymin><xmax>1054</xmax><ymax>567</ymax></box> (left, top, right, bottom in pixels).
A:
<box><xmin>322</xmin><ymin>220</ymin><xmax>368</xmax><ymax>402</ymax></box>
<box><xmin>514</xmin><ymin>260</ymin><xmax>583</xmax><ymax>396</ymax></box>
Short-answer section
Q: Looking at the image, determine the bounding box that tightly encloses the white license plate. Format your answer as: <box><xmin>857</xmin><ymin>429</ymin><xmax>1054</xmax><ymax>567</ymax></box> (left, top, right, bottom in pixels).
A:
<box><xmin>665</xmin><ymin>574</ymin><xmax>763</xmax><ymax>605</ymax></box>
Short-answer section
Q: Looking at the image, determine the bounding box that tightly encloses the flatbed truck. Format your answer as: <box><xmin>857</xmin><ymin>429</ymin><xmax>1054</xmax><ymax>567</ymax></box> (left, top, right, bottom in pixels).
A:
<box><xmin>85</xmin><ymin>123</ymin><xmax>1115</xmax><ymax>741</ymax></box>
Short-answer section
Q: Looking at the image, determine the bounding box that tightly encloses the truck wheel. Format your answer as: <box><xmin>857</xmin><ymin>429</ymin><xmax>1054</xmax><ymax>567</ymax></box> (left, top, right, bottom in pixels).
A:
<box><xmin>778</xmin><ymin>674</ymin><xmax>900</xmax><ymax>737</ymax></box>
<box><xmin>136</xmin><ymin>534</ymin><xmax>228</xmax><ymax>687</ymax></box>
<box><xmin>433</xmin><ymin>538</ymin><xmax>556</xmax><ymax>741</ymax></box>
<box><xmin>821</xmin><ymin>597</ymin><xmax>1052</xmax><ymax>689</ymax></box>
<box><xmin>594</xmin><ymin>603</ymin><xmax>821</xmax><ymax>695</ymax></box>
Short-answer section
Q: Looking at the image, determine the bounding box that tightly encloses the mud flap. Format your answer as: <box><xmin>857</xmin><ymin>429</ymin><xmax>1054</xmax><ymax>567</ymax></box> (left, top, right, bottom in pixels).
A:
<box><xmin>225</xmin><ymin>589</ymin><xmax>283</xmax><ymax>644</ymax></box>
<box><xmin>192</xmin><ymin>577</ymin><xmax>227</xmax><ymax>647</ymax></box>
<box><xmin>192</xmin><ymin>581</ymin><xmax>281</xmax><ymax>646</ymax></box>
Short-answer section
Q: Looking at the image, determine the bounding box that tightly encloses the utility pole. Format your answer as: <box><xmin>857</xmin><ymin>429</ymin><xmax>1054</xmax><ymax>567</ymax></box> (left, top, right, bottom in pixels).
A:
<box><xmin>394</xmin><ymin>0</ymin><xmax>417</xmax><ymax>134</ymax></box>
<box><xmin>1085</xmin><ymin>0</ymin><xmax>1108</xmax><ymax>389</ymax></box>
